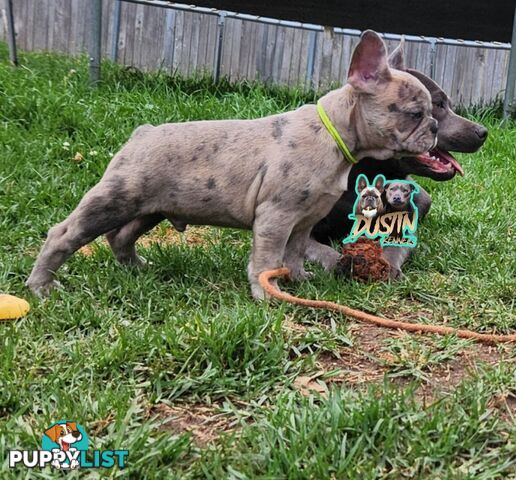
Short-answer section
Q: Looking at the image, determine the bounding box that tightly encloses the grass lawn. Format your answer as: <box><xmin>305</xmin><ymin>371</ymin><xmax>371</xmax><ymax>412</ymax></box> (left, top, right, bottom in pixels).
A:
<box><xmin>0</xmin><ymin>44</ymin><xmax>515</xmax><ymax>478</ymax></box>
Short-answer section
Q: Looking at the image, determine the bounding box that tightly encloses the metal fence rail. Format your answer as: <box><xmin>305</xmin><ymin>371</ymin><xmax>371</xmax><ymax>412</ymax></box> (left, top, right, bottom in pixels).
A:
<box><xmin>1</xmin><ymin>0</ymin><xmax>514</xmax><ymax>112</ymax></box>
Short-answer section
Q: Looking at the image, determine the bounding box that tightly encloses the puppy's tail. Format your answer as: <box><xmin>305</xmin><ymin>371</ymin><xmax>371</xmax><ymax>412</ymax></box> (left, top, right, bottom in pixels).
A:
<box><xmin>259</xmin><ymin>268</ymin><xmax>516</xmax><ymax>344</ymax></box>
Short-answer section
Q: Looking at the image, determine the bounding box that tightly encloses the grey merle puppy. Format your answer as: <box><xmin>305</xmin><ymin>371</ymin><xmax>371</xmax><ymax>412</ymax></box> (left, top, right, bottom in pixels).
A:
<box><xmin>27</xmin><ymin>31</ymin><xmax>437</xmax><ymax>300</ymax></box>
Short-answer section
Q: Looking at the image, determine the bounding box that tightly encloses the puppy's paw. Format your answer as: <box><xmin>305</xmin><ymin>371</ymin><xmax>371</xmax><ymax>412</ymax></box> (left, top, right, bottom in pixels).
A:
<box><xmin>251</xmin><ymin>283</ymin><xmax>267</xmax><ymax>301</ymax></box>
<box><xmin>118</xmin><ymin>254</ymin><xmax>148</xmax><ymax>268</ymax></box>
<box><xmin>388</xmin><ymin>266</ymin><xmax>404</xmax><ymax>281</ymax></box>
<box><xmin>26</xmin><ymin>279</ymin><xmax>62</xmax><ymax>298</ymax></box>
<box><xmin>134</xmin><ymin>254</ymin><xmax>148</xmax><ymax>268</ymax></box>
<box><xmin>287</xmin><ymin>268</ymin><xmax>314</xmax><ymax>282</ymax></box>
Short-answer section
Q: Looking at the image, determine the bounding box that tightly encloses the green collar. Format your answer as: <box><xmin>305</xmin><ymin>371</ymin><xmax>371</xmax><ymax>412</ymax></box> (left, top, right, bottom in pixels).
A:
<box><xmin>316</xmin><ymin>101</ymin><xmax>357</xmax><ymax>164</ymax></box>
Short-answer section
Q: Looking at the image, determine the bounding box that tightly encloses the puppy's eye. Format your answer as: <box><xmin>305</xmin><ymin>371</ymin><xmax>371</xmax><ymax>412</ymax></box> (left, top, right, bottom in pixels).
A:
<box><xmin>411</xmin><ymin>111</ymin><xmax>423</xmax><ymax>119</ymax></box>
<box><xmin>437</xmin><ymin>101</ymin><xmax>445</xmax><ymax>109</ymax></box>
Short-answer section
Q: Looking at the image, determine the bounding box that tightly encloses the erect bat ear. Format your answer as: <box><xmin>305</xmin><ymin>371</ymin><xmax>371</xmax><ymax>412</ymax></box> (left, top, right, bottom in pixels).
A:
<box><xmin>356</xmin><ymin>174</ymin><xmax>368</xmax><ymax>193</ymax></box>
<box><xmin>388</xmin><ymin>37</ymin><xmax>406</xmax><ymax>70</ymax></box>
<box><xmin>348</xmin><ymin>30</ymin><xmax>392</xmax><ymax>94</ymax></box>
<box><xmin>44</xmin><ymin>424</ymin><xmax>62</xmax><ymax>443</ymax></box>
<box><xmin>374</xmin><ymin>175</ymin><xmax>385</xmax><ymax>192</ymax></box>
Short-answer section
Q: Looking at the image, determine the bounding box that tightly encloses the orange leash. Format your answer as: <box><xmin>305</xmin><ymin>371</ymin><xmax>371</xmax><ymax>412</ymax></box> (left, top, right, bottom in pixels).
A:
<box><xmin>259</xmin><ymin>268</ymin><xmax>516</xmax><ymax>345</ymax></box>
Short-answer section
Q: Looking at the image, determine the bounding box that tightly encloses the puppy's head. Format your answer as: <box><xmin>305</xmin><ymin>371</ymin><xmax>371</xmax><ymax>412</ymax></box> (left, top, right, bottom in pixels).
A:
<box><xmin>347</xmin><ymin>31</ymin><xmax>437</xmax><ymax>161</ymax></box>
<box><xmin>387</xmin><ymin>41</ymin><xmax>488</xmax><ymax>180</ymax></box>
<box><xmin>356</xmin><ymin>174</ymin><xmax>385</xmax><ymax>218</ymax></box>
<box><xmin>44</xmin><ymin>422</ymin><xmax>82</xmax><ymax>450</ymax></box>
<box><xmin>385</xmin><ymin>182</ymin><xmax>415</xmax><ymax>210</ymax></box>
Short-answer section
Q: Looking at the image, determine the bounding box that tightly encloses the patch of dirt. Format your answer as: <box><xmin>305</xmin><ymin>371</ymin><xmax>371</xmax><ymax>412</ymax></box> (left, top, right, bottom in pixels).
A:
<box><xmin>89</xmin><ymin>413</ymin><xmax>115</xmax><ymax>436</ymax></box>
<box><xmin>138</xmin><ymin>225</ymin><xmax>213</xmax><ymax>248</ymax></box>
<box><xmin>489</xmin><ymin>392</ymin><xmax>516</xmax><ymax>423</ymax></box>
<box><xmin>79</xmin><ymin>225</ymin><xmax>213</xmax><ymax>257</ymax></box>
<box><xmin>282</xmin><ymin>316</ymin><xmax>310</xmax><ymax>334</ymax></box>
<box><xmin>289</xmin><ymin>319</ymin><xmax>515</xmax><ymax>412</ymax></box>
<box><xmin>150</xmin><ymin>403</ymin><xmax>234</xmax><ymax>446</ymax></box>
<box><xmin>404</xmin><ymin>345</ymin><xmax>516</xmax><ymax>406</ymax></box>
<box><xmin>79</xmin><ymin>243</ymin><xmax>97</xmax><ymax>256</ymax></box>
<box><xmin>293</xmin><ymin>373</ymin><xmax>329</xmax><ymax>396</ymax></box>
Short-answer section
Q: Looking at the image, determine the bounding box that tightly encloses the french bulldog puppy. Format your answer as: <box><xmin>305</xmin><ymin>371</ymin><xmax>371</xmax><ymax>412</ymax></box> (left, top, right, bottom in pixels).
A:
<box><xmin>309</xmin><ymin>41</ymin><xmax>488</xmax><ymax>278</ymax></box>
<box><xmin>354</xmin><ymin>175</ymin><xmax>385</xmax><ymax>218</ymax></box>
<box><xmin>27</xmin><ymin>31</ymin><xmax>437</xmax><ymax>300</ymax></box>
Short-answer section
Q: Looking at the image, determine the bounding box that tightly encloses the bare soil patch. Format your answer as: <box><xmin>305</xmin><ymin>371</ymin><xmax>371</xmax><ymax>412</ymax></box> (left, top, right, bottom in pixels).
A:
<box><xmin>79</xmin><ymin>225</ymin><xmax>214</xmax><ymax>257</ymax></box>
<box><xmin>150</xmin><ymin>403</ymin><xmax>235</xmax><ymax>446</ymax></box>
<box><xmin>288</xmin><ymin>319</ymin><xmax>515</xmax><ymax>415</ymax></box>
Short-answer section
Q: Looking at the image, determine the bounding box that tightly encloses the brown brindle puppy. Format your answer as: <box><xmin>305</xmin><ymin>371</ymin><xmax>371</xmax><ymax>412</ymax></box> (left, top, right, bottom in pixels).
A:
<box><xmin>27</xmin><ymin>31</ymin><xmax>437</xmax><ymax>300</ymax></box>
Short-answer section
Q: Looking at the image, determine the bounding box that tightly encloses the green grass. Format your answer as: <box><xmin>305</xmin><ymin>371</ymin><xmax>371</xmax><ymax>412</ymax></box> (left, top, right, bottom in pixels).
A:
<box><xmin>0</xmin><ymin>44</ymin><xmax>515</xmax><ymax>478</ymax></box>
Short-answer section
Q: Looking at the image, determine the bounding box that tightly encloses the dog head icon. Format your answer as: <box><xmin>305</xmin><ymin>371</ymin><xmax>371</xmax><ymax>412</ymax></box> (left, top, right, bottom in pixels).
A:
<box><xmin>44</xmin><ymin>422</ymin><xmax>82</xmax><ymax>451</ymax></box>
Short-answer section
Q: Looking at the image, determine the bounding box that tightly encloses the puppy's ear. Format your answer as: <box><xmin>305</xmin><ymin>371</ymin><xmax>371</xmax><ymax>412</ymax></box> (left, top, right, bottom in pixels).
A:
<box><xmin>388</xmin><ymin>37</ymin><xmax>406</xmax><ymax>70</ymax></box>
<box><xmin>44</xmin><ymin>425</ymin><xmax>62</xmax><ymax>443</ymax></box>
<box><xmin>67</xmin><ymin>422</ymin><xmax>78</xmax><ymax>431</ymax></box>
<box><xmin>409</xmin><ymin>182</ymin><xmax>419</xmax><ymax>193</ymax></box>
<box><xmin>374</xmin><ymin>175</ymin><xmax>385</xmax><ymax>192</ymax></box>
<box><xmin>356</xmin><ymin>175</ymin><xmax>368</xmax><ymax>193</ymax></box>
<box><xmin>348</xmin><ymin>30</ymin><xmax>392</xmax><ymax>94</ymax></box>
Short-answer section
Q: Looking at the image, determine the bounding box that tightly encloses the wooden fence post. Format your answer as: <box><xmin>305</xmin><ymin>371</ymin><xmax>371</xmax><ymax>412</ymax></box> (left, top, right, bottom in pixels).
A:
<box><xmin>110</xmin><ymin>0</ymin><xmax>122</xmax><ymax>61</ymax></box>
<box><xmin>305</xmin><ymin>29</ymin><xmax>317</xmax><ymax>89</ymax></box>
<box><xmin>503</xmin><ymin>5</ymin><xmax>516</xmax><ymax>118</ymax></box>
<box><xmin>89</xmin><ymin>0</ymin><xmax>103</xmax><ymax>85</ymax></box>
<box><xmin>5</xmin><ymin>0</ymin><xmax>18</xmax><ymax>65</ymax></box>
<box><xmin>213</xmin><ymin>11</ymin><xmax>226</xmax><ymax>82</ymax></box>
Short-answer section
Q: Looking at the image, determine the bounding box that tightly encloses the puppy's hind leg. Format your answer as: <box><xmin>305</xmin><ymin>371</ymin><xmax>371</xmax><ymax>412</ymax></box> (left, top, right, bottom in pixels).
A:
<box><xmin>27</xmin><ymin>182</ymin><xmax>142</xmax><ymax>295</ymax></box>
<box><xmin>106</xmin><ymin>213</ymin><xmax>165</xmax><ymax>266</ymax></box>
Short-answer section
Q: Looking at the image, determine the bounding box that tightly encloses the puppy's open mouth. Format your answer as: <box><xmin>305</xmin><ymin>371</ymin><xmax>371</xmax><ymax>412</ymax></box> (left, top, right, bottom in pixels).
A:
<box><xmin>416</xmin><ymin>147</ymin><xmax>464</xmax><ymax>176</ymax></box>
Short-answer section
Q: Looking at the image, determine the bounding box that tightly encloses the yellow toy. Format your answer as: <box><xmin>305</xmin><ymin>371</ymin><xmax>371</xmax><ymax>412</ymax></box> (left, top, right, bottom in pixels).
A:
<box><xmin>0</xmin><ymin>294</ymin><xmax>30</xmax><ymax>320</ymax></box>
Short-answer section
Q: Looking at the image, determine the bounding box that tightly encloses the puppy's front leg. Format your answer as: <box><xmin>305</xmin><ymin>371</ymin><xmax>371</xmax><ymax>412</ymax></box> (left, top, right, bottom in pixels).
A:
<box><xmin>305</xmin><ymin>238</ymin><xmax>342</xmax><ymax>271</ymax></box>
<box><xmin>382</xmin><ymin>247</ymin><xmax>411</xmax><ymax>279</ymax></box>
<box><xmin>248</xmin><ymin>210</ymin><xmax>294</xmax><ymax>300</ymax></box>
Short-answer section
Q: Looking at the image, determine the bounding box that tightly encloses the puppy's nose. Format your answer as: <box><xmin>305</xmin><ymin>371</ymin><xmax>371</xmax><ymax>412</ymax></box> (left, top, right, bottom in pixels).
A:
<box><xmin>430</xmin><ymin>121</ymin><xmax>438</xmax><ymax>135</ymax></box>
<box><xmin>72</xmin><ymin>431</ymin><xmax>81</xmax><ymax>438</ymax></box>
<box><xmin>475</xmin><ymin>126</ymin><xmax>488</xmax><ymax>141</ymax></box>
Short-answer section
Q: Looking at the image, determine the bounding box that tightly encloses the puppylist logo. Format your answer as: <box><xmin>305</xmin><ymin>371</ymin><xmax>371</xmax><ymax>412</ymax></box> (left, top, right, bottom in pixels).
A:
<box><xmin>8</xmin><ymin>420</ymin><xmax>128</xmax><ymax>470</ymax></box>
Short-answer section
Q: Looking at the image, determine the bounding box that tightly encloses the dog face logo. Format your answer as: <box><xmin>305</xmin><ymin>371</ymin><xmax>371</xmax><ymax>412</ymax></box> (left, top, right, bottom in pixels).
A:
<box><xmin>355</xmin><ymin>174</ymin><xmax>385</xmax><ymax>219</ymax></box>
<box><xmin>44</xmin><ymin>422</ymin><xmax>83</xmax><ymax>452</ymax></box>
<box><xmin>344</xmin><ymin>176</ymin><xmax>419</xmax><ymax>247</ymax></box>
<box><xmin>385</xmin><ymin>182</ymin><xmax>415</xmax><ymax>211</ymax></box>
<box><xmin>42</xmin><ymin>421</ymin><xmax>88</xmax><ymax>470</ymax></box>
